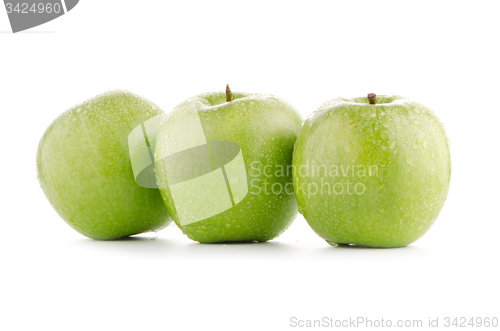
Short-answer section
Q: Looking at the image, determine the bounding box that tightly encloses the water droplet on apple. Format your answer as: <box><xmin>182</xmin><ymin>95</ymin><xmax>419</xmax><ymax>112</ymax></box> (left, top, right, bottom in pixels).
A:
<box><xmin>389</xmin><ymin>141</ymin><xmax>396</xmax><ymax>150</ymax></box>
<box><xmin>422</xmin><ymin>140</ymin><xmax>428</xmax><ymax>149</ymax></box>
<box><xmin>413</xmin><ymin>120</ymin><xmax>420</xmax><ymax>126</ymax></box>
<box><xmin>405</xmin><ymin>156</ymin><xmax>414</xmax><ymax>166</ymax></box>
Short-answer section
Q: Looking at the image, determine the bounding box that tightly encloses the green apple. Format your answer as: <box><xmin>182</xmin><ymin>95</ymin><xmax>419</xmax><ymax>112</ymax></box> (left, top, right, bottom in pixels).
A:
<box><xmin>293</xmin><ymin>94</ymin><xmax>451</xmax><ymax>247</ymax></box>
<box><xmin>154</xmin><ymin>86</ymin><xmax>302</xmax><ymax>243</ymax></box>
<box><xmin>37</xmin><ymin>90</ymin><xmax>171</xmax><ymax>240</ymax></box>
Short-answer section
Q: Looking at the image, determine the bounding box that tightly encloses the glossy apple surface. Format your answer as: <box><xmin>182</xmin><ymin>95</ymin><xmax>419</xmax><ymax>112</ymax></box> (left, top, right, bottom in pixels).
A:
<box><xmin>293</xmin><ymin>95</ymin><xmax>451</xmax><ymax>247</ymax></box>
<box><xmin>155</xmin><ymin>90</ymin><xmax>302</xmax><ymax>243</ymax></box>
<box><xmin>37</xmin><ymin>90</ymin><xmax>171</xmax><ymax>239</ymax></box>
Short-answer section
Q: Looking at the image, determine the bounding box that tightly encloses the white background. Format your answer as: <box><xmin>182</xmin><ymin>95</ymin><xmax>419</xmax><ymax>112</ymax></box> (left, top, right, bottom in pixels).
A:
<box><xmin>1</xmin><ymin>1</ymin><xmax>499</xmax><ymax>330</ymax></box>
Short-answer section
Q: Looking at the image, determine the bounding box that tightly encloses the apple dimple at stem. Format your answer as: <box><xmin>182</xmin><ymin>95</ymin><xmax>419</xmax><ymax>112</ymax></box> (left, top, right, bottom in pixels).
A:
<box><xmin>351</xmin><ymin>95</ymin><xmax>397</xmax><ymax>105</ymax></box>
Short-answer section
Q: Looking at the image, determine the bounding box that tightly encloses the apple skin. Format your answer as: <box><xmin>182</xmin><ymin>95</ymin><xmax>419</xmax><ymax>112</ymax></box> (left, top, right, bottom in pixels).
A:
<box><xmin>37</xmin><ymin>90</ymin><xmax>171</xmax><ymax>240</ymax></box>
<box><xmin>292</xmin><ymin>95</ymin><xmax>451</xmax><ymax>247</ymax></box>
<box><xmin>154</xmin><ymin>91</ymin><xmax>302</xmax><ymax>243</ymax></box>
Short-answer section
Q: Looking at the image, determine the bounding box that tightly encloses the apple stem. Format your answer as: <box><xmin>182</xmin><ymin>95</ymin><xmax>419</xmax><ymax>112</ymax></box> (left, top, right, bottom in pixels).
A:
<box><xmin>226</xmin><ymin>84</ymin><xmax>232</xmax><ymax>102</ymax></box>
<box><xmin>368</xmin><ymin>93</ymin><xmax>376</xmax><ymax>105</ymax></box>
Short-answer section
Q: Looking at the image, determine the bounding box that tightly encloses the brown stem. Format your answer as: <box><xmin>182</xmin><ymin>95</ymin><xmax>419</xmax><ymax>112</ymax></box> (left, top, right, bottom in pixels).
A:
<box><xmin>368</xmin><ymin>93</ymin><xmax>376</xmax><ymax>105</ymax></box>
<box><xmin>226</xmin><ymin>84</ymin><xmax>232</xmax><ymax>102</ymax></box>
